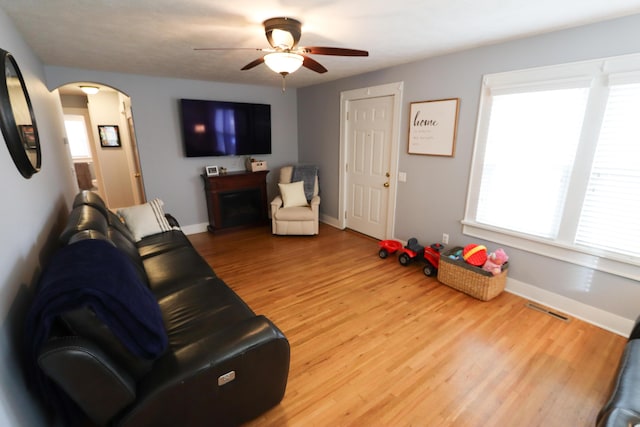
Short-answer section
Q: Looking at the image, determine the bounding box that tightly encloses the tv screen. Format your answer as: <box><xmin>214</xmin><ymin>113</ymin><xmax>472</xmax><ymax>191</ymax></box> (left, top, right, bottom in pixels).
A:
<box><xmin>179</xmin><ymin>99</ymin><xmax>271</xmax><ymax>157</ymax></box>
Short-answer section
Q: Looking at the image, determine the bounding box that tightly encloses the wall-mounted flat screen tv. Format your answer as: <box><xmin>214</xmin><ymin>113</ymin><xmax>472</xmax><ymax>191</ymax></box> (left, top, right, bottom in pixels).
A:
<box><xmin>179</xmin><ymin>99</ymin><xmax>271</xmax><ymax>157</ymax></box>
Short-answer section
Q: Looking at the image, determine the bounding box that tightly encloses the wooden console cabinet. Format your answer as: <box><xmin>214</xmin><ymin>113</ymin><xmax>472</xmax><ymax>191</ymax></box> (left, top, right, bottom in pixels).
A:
<box><xmin>202</xmin><ymin>170</ymin><xmax>269</xmax><ymax>233</ymax></box>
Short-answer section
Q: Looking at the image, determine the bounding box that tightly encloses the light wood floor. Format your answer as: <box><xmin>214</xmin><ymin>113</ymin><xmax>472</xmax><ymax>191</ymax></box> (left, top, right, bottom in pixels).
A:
<box><xmin>188</xmin><ymin>223</ymin><xmax>626</xmax><ymax>427</ymax></box>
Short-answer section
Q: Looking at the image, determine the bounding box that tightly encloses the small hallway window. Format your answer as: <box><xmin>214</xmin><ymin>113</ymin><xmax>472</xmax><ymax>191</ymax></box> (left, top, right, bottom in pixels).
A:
<box><xmin>64</xmin><ymin>114</ymin><xmax>92</xmax><ymax>159</ymax></box>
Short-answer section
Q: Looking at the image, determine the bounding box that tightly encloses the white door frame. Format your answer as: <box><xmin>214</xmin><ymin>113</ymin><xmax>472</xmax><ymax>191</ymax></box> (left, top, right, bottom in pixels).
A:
<box><xmin>339</xmin><ymin>82</ymin><xmax>404</xmax><ymax>239</ymax></box>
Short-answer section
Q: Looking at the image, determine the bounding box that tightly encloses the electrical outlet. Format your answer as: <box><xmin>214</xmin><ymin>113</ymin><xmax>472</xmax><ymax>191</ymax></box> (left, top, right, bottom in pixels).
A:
<box><xmin>442</xmin><ymin>233</ymin><xmax>449</xmax><ymax>244</ymax></box>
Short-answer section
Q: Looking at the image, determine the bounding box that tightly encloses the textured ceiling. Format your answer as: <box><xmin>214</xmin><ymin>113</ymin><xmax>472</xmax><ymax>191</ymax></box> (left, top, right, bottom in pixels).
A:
<box><xmin>2</xmin><ymin>0</ymin><xmax>640</xmax><ymax>89</ymax></box>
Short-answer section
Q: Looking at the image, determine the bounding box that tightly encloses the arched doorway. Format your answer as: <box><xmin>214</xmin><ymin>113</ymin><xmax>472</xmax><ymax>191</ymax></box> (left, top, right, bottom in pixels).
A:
<box><xmin>56</xmin><ymin>83</ymin><xmax>145</xmax><ymax>208</ymax></box>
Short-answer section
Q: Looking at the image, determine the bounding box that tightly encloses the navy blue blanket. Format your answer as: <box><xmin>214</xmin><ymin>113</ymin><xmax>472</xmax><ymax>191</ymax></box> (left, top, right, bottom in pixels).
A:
<box><xmin>24</xmin><ymin>238</ymin><xmax>167</xmax><ymax>423</ymax></box>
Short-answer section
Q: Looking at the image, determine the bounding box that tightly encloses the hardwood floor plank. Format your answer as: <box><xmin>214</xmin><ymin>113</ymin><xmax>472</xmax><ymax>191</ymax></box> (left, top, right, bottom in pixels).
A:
<box><xmin>189</xmin><ymin>223</ymin><xmax>626</xmax><ymax>426</ymax></box>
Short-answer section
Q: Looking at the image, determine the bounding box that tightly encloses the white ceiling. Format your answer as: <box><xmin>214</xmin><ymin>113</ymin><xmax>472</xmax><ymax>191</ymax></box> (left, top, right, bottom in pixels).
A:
<box><xmin>2</xmin><ymin>0</ymin><xmax>640</xmax><ymax>89</ymax></box>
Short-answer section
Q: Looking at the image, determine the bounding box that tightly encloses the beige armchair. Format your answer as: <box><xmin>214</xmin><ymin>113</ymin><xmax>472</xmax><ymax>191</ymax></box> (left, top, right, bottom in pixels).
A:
<box><xmin>271</xmin><ymin>165</ymin><xmax>320</xmax><ymax>235</ymax></box>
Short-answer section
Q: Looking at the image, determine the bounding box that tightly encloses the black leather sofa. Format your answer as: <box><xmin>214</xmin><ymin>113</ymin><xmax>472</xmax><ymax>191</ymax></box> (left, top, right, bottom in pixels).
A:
<box><xmin>597</xmin><ymin>318</ymin><xmax>640</xmax><ymax>426</ymax></box>
<box><xmin>26</xmin><ymin>191</ymin><xmax>290</xmax><ymax>426</ymax></box>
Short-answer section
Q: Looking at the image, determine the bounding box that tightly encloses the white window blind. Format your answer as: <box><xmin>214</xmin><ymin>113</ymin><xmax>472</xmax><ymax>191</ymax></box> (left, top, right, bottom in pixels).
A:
<box><xmin>575</xmin><ymin>83</ymin><xmax>640</xmax><ymax>258</ymax></box>
<box><xmin>476</xmin><ymin>88</ymin><xmax>589</xmax><ymax>238</ymax></box>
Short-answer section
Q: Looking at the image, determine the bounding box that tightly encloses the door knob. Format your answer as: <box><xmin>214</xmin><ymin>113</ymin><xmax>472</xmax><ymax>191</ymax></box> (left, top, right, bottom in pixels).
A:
<box><xmin>384</xmin><ymin>182</ymin><xmax>390</xmax><ymax>188</ymax></box>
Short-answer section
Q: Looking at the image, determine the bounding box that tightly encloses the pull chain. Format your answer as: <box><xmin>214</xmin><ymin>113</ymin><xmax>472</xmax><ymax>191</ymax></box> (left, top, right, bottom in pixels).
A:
<box><xmin>280</xmin><ymin>72</ymin><xmax>288</xmax><ymax>92</ymax></box>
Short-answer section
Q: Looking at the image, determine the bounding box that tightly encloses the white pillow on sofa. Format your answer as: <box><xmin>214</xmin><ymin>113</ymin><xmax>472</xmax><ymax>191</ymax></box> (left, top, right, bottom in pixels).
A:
<box><xmin>117</xmin><ymin>199</ymin><xmax>173</xmax><ymax>241</ymax></box>
<box><xmin>278</xmin><ymin>181</ymin><xmax>308</xmax><ymax>208</ymax></box>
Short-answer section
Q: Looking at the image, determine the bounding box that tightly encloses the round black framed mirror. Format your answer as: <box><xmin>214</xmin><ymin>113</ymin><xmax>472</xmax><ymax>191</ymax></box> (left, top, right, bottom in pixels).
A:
<box><xmin>0</xmin><ymin>48</ymin><xmax>41</xmax><ymax>178</ymax></box>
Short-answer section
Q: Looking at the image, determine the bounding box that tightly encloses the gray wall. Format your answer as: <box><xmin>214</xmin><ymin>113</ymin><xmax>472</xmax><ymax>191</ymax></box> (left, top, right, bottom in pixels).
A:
<box><xmin>45</xmin><ymin>68</ymin><xmax>300</xmax><ymax>229</ymax></box>
<box><xmin>297</xmin><ymin>14</ymin><xmax>640</xmax><ymax>321</ymax></box>
<box><xmin>0</xmin><ymin>7</ymin><xmax>76</xmax><ymax>427</ymax></box>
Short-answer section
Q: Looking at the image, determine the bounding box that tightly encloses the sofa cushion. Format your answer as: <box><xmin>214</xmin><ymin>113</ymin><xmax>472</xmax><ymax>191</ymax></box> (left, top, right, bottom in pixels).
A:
<box><xmin>157</xmin><ymin>277</ymin><xmax>253</xmax><ymax>350</ymax></box>
<box><xmin>107</xmin><ymin>228</ymin><xmax>148</xmax><ymax>283</ymax></box>
<box><xmin>278</xmin><ymin>181</ymin><xmax>308</xmax><ymax>208</ymax></box>
<box><xmin>117</xmin><ymin>199</ymin><xmax>173</xmax><ymax>242</ymax></box>
<box><xmin>137</xmin><ymin>230</ymin><xmax>193</xmax><ymax>259</ymax></box>
<box><xmin>274</xmin><ymin>205</ymin><xmax>316</xmax><ymax>221</ymax></box>
<box><xmin>107</xmin><ymin>210</ymin><xmax>136</xmax><ymax>243</ymax></box>
<box><xmin>60</xmin><ymin>205</ymin><xmax>109</xmax><ymax>244</ymax></box>
<box><xmin>143</xmin><ymin>246</ymin><xmax>217</xmax><ymax>298</ymax></box>
<box><xmin>73</xmin><ymin>190</ymin><xmax>110</xmax><ymax>219</ymax></box>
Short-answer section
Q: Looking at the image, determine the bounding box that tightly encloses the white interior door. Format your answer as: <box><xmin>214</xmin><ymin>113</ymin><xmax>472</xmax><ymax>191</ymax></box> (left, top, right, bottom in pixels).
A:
<box><xmin>346</xmin><ymin>95</ymin><xmax>394</xmax><ymax>239</ymax></box>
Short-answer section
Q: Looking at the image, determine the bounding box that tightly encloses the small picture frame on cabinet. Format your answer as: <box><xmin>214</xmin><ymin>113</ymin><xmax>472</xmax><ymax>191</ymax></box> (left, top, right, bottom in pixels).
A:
<box><xmin>205</xmin><ymin>165</ymin><xmax>219</xmax><ymax>176</ymax></box>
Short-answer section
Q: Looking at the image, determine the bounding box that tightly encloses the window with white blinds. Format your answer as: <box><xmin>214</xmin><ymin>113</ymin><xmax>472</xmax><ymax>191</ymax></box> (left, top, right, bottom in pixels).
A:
<box><xmin>464</xmin><ymin>54</ymin><xmax>640</xmax><ymax>279</ymax></box>
<box><xmin>575</xmin><ymin>82</ymin><xmax>640</xmax><ymax>258</ymax></box>
<box><xmin>476</xmin><ymin>88</ymin><xmax>588</xmax><ymax>238</ymax></box>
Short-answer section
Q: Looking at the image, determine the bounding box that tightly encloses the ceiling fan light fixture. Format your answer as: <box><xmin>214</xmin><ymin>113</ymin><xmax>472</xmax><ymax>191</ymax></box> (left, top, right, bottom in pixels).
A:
<box><xmin>264</xmin><ymin>52</ymin><xmax>304</xmax><ymax>75</ymax></box>
<box><xmin>270</xmin><ymin>29</ymin><xmax>295</xmax><ymax>50</ymax></box>
<box><xmin>264</xmin><ymin>17</ymin><xmax>302</xmax><ymax>49</ymax></box>
<box><xmin>80</xmin><ymin>85</ymin><xmax>99</xmax><ymax>95</ymax></box>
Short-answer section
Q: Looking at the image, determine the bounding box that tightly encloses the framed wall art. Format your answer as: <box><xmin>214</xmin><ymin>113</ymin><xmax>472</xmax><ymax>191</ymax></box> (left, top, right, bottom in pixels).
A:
<box><xmin>98</xmin><ymin>125</ymin><xmax>121</xmax><ymax>147</ymax></box>
<box><xmin>408</xmin><ymin>98</ymin><xmax>459</xmax><ymax>157</ymax></box>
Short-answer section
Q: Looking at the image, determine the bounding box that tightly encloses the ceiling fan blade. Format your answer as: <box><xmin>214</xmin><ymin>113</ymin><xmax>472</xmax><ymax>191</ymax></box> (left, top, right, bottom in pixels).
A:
<box><xmin>302</xmin><ymin>56</ymin><xmax>328</xmax><ymax>74</ymax></box>
<box><xmin>302</xmin><ymin>47</ymin><xmax>369</xmax><ymax>57</ymax></box>
<box><xmin>241</xmin><ymin>57</ymin><xmax>265</xmax><ymax>71</ymax></box>
<box><xmin>194</xmin><ymin>47</ymin><xmax>268</xmax><ymax>52</ymax></box>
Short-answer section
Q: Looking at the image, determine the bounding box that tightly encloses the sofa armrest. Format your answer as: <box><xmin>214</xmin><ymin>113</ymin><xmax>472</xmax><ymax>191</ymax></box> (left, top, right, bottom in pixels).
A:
<box><xmin>164</xmin><ymin>213</ymin><xmax>180</xmax><ymax>228</ymax></box>
<box><xmin>597</xmin><ymin>340</ymin><xmax>640</xmax><ymax>427</ymax></box>
<box><xmin>117</xmin><ymin>315</ymin><xmax>290</xmax><ymax>427</ymax></box>
<box><xmin>38</xmin><ymin>337</ymin><xmax>136</xmax><ymax>426</ymax></box>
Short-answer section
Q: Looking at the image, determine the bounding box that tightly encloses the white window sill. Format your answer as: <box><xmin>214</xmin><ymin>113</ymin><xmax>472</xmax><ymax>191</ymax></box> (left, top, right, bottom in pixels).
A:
<box><xmin>461</xmin><ymin>220</ymin><xmax>640</xmax><ymax>281</ymax></box>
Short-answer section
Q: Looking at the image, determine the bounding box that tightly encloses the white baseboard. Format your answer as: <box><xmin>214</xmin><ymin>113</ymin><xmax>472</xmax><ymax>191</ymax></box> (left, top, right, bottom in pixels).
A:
<box><xmin>181</xmin><ymin>222</ymin><xmax>208</xmax><ymax>235</ymax></box>
<box><xmin>505</xmin><ymin>277</ymin><xmax>633</xmax><ymax>337</ymax></box>
<box><xmin>319</xmin><ymin>213</ymin><xmax>341</xmax><ymax>229</ymax></box>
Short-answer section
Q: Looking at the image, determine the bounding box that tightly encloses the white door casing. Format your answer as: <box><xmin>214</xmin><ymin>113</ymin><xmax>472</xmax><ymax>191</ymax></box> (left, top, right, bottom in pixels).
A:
<box><xmin>339</xmin><ymin>82</ymin><xmax>403</xmax><ymax>240</ymax></box>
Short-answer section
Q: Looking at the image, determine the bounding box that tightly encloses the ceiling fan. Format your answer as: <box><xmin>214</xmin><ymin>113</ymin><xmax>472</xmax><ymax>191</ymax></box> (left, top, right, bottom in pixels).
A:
<box><xmin>195</xmin><ymin>17</ymin><xmax>368</xmax><ymax>85</ymax></box>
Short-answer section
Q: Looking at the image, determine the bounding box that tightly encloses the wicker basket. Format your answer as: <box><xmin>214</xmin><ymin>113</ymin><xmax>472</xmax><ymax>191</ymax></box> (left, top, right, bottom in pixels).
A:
<box><xmin>437</xmin><ymin>246</ymin><xmax>508</xmax><ymax>301</ymax></box>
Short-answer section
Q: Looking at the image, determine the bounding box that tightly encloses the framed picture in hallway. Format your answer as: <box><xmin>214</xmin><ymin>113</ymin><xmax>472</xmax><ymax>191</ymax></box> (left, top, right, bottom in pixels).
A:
<box><xmin>98</xmin><ymin>125</ymin><xmax>121</xmax><ymax>147</ymax></box>
<box><xmin>408</xmin><ymin>98</ymin><xmax>459</xmax><ymax>157</ymax></box>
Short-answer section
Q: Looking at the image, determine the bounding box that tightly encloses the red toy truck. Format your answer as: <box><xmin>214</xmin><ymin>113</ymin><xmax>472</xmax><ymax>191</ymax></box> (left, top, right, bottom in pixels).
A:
<box><xmin>378</xmin><ymin>238</ymin><xmax>443</xmax><ymax>277</ymax></box>
<box><xmin>397</xmin><ymin>238</ymin><xmax>443</xmax><ymax>277</ymax></box>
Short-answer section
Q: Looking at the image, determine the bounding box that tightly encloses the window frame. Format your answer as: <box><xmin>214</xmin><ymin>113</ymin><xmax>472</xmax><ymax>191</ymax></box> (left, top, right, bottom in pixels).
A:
<box><xmin>463</xmin><ymin>53</ymin><xmax>640</xmax><ymax>281</ymax></box>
